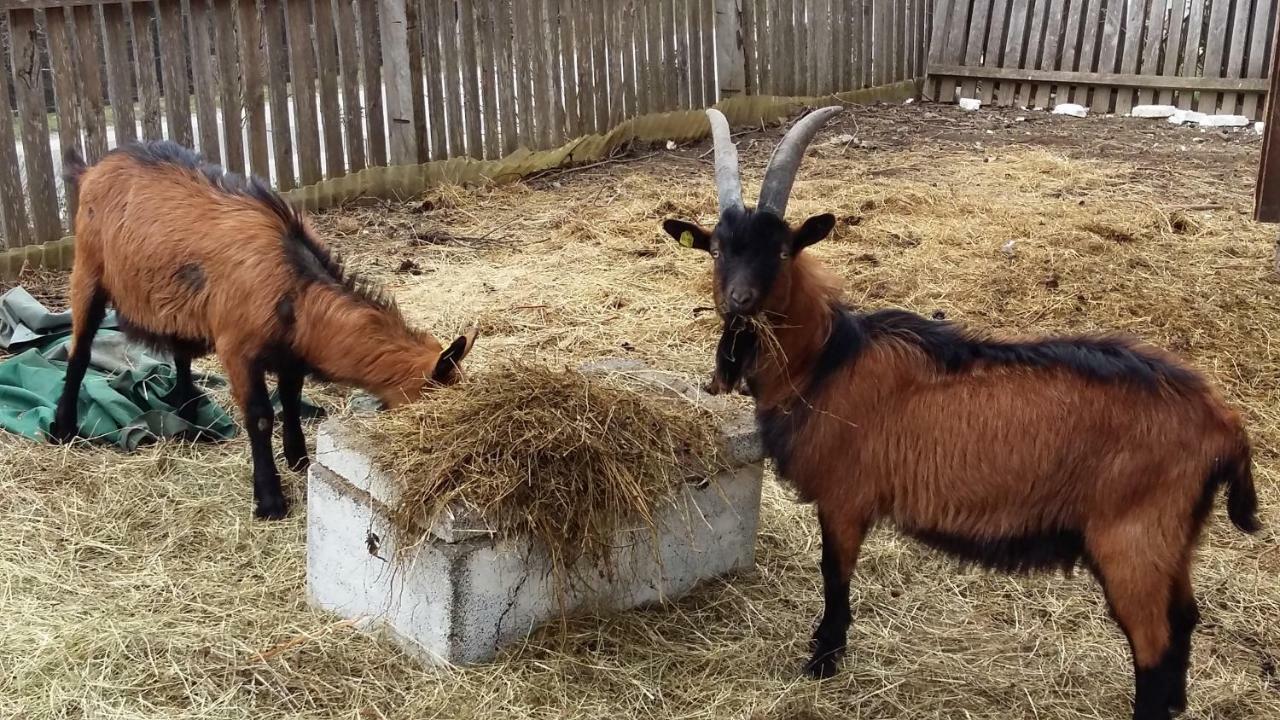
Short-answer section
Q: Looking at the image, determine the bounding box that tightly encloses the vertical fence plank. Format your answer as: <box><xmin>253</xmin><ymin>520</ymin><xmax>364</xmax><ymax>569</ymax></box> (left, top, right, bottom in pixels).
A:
<box><xmin>476</xmin><ymin>0</ymin><xmax>501</xmax><ymax>157</ymax></box>
<box><xmin>927</xmin><ymin>0</ymin><xmax>951</xmax><ymax>99</ymax></box>
<box><xmin>1178</xmin><ymin>0</ymin><xmax>1206</xmax><ymax>109</ymax></box>
<box><xmin>558</xmin><ymin>0</ymin><xmax>581</xmax><ymax>136</ymax></box>
<box><xmin>1090</xmin><ymin>0</ymin><xmax>1123</xmax><ymax>113</ymax></box>
<box><xmin>287</xmin><ymin>0</ymin><xmax>323</xmax><ymax>181</ymax></box>
<box><xmin>1197</xmin><ymin>0</ymin><xmax>1232</xmax><ymax>112</ymax></box>
<box><xmin>739</xmin><ymin>0</ymin><xmax>754</xmax><ymax>95</ymax></box>
<box><xmin>860</xmin><ymin>0</ymin><xmax>873</xmax><ymax>91</ymax></box>
<box><xmin>675</xmin><ymin>0</ymin><xmax>692</xmax><ymax>106</ymax></box>
<box><xmin>359</xmin><ymin>0</ymin><xmax>387</xmax><ymax>166</ymax></box>
<box><xmin>853</xmin><ymin>0</ymin><xmax>867</xmax><ymax>91</ymax></box>
<box><xmin>895</xmin><ymin>0</ymin><xmax>908</xmax><ymax>83</ymax></box>
<box><xmin>1071</xmin><ymin>0</ymin><xmax>1103</xmax><ymax>107</ymax></box>
<box><xmin>961</xmin><ymin>0</ymin><xmax>993</xmax><ymax>100</ymax></box>
<box><xmin>157</xmin><ymin>0</ymin><xmax>194</xmax><ymax>147</ymax></box>
<box><xmin>590</xmin><ymin>0</ymin><xmax>609</xmax><ymax>121</ymax></box>
<box><xmin>1242</xmin><ymin>0</ymin><xmax>1272</xmax><ymax>118</ymax></box>
<box><xmin>72</xmin><ymin>5</ymin><xmax>109</xmax><ymax>160</ymax></box>
<box><xmin>236</xmin><ymin>0</ymin><xmax>267</xmax><ymax>177</ymax></box>
<box><xmin>813</xmin><ymin>0</ymin><xmax>831</xmax><ymax>94</ymax></box>
<box><xmin>188</xmin><ymin>0</ymin><xmax>222</xmax><ymax>159</ymax></box>
<box><xmin>687</xmin><ymin>0</ymin><xmax>706</xmax><ymax>102</ymax></box>
<box><xmin>211</xmin><ymin>0</ymin><xmax>242</xmax><ymax>172</ymax></box>
<box><xmin>700</xmin><ymin>0</ymin><xmax>716</xmax><ymax>100</ymax></box>
<box><xmin>377</xmin><ymin>0</ymin><xmax>415</xmax><ymax>164</ymax></box>
<box><xmin>402</xmin><ymin>0</ymin><xmax>427</xmax><ymax>162</ymax></box>
<box><xmin>131</xmin><ymin>2</ymin><xmax>163</xmax><ymax>141</ymax></box>
<box><xmin>1016</xmin><ymin>0</ymin><xmax>1047</xmax><ymax>108</ymax></box>
<box><xmin>979</xmin><ymin>0</ymin><xmax>1010</xmax><ymax>104</ymax></box>
<box><xmin>1057</xmin><ymin>0</ymin><xmax>1088</xmax><ymax>105</ymax></box>
<box><xmin>661</xmin><ymin>0</ymin><xmax>679</xmax><ymax>104</ymax></box>
<box><xmin>511</xmin><ymin>0</ymin><xmax>534</xmax><ymax>142</ymax></box>
<box><xmin>542</xmin><ymin>0</ymin><xmax>566</xmax><ymax>142</ymax></box>
<box><xmin>313</xmin><ymin>0</ymin><xmax>346</xmax><ymax>174</ymax></box>
<box><xmin>464</xmin><ymin>0</ymin><xmax>490</xmax><ymax>153</ymax></box>
<box><xmin>1137</xmin><ymin>0</ymin><xmax>1168</xmax><ymax>107</ymax></box>
<box><xmin>938</xmin><ymin>0</ymin><xmax>971</xmax><ymax>102</ymax></box>
<box><xmin>263</xmin><ymin>0</ymin><xmax>296</xmax><ymax>187</ymax></box>
<box><xmin>791</xmin><ymin>0</ymin><xmax>807</xmax><ymax>95</ymax></box>
<box><xmin>622</xmin><ymin>0</ymin><xmax>640</xmax><ymax>116</ymax></box>
<box><xmin>831</xmin><ymin>0</ymin><xmax>846</xmax><ymax>92</ymax></box>
<box><xmin>524</xmin><ymin>0</ymin><xmax>549</xmax><ymax>145</ymax></box>
<box><xmin>0</xmin><ymin>16</ymin><xmax>31</xmax><ymax>247</ymax></box>
<box><xmin>1219</xmin><ymin>0</ymin><xmax>1254</xmax><ymax>115</ymax></box>
<box><xmin>9</xmin><ymin>9</ymin><xmax>62</xmax><ymax>242</ymax></box>
<box><xmin>1156</xmin><ymin>0</ymin><xmax>1187</xmax><ymax>106</ymax></box>
<box><xmin>101</xmin><ymin>4</ymin><xmax>137</xmax><ymax>146</ymax></box>
<box><xmin>335</xmin><ymin>0</ymin><xmax>367</xmax><ymax>170</ymax></box>
<box><xmin>1112</xmin><ymin>0</ymin><xmax>1146</xmax><ymax>113</ymax></box>
<box><xmin>420</xmin><ymin>0</ymin><xmax>445</xmax><ymax>159</ymax></box>
<box><xmin>494</xmin><ymin>0</ymin><xmax>517</xmax><ymax>153</ymax></box>
<box><xmin>714</xmin><ymin>0</ymin><xmax>745</xmax><ymax>98</ymax></box>
<box><xmin>1031</xmin><ymin>0</ymin><xmax>1068</xmax><ymax>109</ymax></box>
<box><xmin>647</xmin><ymin>0</ymin><xmax>663</xmax><ymax>106</ymax></box>
<box><xmin>44</xmin><ymin>7</ymin><xmax>82</xmax><ymax>222</ymax></box>
<box><xmin>611</xmin><ymin>0</ymin><xmax>629</xmax><ymax>121</ymax></box>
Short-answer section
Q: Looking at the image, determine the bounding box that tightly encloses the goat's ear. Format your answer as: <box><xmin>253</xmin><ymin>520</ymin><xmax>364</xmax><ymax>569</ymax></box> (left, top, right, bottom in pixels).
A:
<box><xmin>792</xmin><ymin>213</ymin><xmax>836</xmax><ymax>252</ymax></box>
<box><xmin>662</xmin><ymin>219</ymin><xmax>712</xmax><ymax>252</ymax></box>
<box><xmin>432</xmin><ymin>327</ymin><xmax>478</xmax><ymax>383</ymax></box>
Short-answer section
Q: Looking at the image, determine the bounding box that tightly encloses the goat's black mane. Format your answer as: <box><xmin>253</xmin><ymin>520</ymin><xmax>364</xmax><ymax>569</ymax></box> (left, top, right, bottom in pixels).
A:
<box><xmin>114</xmin><ymin>141</ymin><xmax>400</xmax><ymax>317</ymax></box>
<box><xmin>856</xmin><ymin>308</ymin><xmax>1203</xmax><ymax>392</ymax></box>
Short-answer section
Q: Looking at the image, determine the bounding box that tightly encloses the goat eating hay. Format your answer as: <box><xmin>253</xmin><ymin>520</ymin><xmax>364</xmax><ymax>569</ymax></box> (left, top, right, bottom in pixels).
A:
<box><xmin>354</xmin><ymin>361</ymin><xmax>730</xmax><ymax>581</ymax></box>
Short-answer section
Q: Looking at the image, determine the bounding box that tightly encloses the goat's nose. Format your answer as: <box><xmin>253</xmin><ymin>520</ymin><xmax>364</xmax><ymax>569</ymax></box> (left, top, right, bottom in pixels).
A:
<box><xmin>728</xmin><ymin>288</ymin><xmax>757</xmax><ymax>307</ymax></box>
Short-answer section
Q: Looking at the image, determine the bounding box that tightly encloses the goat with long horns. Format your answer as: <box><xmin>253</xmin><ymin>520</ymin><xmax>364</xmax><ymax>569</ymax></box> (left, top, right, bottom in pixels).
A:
<box><xmin>662</xmin><ymin>107</ymin><xmax>1258</xmax><ymax>720</ymax></box>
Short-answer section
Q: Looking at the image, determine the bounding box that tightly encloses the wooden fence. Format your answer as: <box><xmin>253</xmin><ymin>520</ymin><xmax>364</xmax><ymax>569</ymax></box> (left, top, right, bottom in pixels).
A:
<box><xmin>0</xmin><ymin>0</ymin><xmax>927</xmax><ymax>252</ymax></box>
<box><xmin>928</xmin><ymin>0</ymin><xmax>1277</xmax><ymax>117</ymax></box>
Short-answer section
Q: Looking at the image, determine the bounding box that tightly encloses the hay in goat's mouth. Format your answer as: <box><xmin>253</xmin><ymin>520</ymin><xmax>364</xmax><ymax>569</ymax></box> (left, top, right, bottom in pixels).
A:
<box><xmin>355</xmin><ymin>361</ymin><xmax>729</xmax><ymax>580</ymax></box>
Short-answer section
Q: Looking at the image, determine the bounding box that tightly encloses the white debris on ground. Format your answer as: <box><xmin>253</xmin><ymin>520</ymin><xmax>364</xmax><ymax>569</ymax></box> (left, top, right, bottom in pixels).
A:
<box><xmin>1257</xmin><ymin>122</ymin><xmax>1266</xmax><ymax>135</ymax></box>
<box><xmin>958</xmin><ymin>98</ymin><xmax>982</xmax><ymax>111</ymax></box>
<box><xmin>1000</xmin><ymin>239</ymin><xmax>1017</xmax><ymax>256</ymax></box>
<box><xmin>1052</xmin><ymin>103</ymin><xmax>1088</xmax><ymax>117</ymax></box>
<box><xmin>1167</xmin><ymin>110</ymin><xmax>1208</xmax><ymax>125</ymax></box>
<box><xmin>1197</xmin><ymin>114</ymin><xmax>1250</xmax><ymax>128</ymax></box>
<box><xmin>1130</xmin><ymin>105</ymin><xmax>1178</xmax><ymax>118</ymax></box>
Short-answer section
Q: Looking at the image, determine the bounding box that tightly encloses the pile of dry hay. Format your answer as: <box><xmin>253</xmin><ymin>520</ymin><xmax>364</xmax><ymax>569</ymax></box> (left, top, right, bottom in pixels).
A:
<box><xmin>354</xmin><ymin>361</ymin><xmax>728</xmax><ymax>578</ymax></box>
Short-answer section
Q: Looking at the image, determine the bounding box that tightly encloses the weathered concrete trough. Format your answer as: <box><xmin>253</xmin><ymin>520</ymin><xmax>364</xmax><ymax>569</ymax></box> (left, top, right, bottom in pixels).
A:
<box><xmin>305</xmin><ymin>359</ymin><xmax>764</xmax><ymax>666</ymax></box>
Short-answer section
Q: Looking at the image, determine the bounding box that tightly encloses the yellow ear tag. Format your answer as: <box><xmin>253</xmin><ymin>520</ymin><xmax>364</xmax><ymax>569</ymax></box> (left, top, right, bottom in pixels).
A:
<box><xmin>679</xmin><ymin>230</ymin><xmax>695</xmax><ymax>248</ymax></box>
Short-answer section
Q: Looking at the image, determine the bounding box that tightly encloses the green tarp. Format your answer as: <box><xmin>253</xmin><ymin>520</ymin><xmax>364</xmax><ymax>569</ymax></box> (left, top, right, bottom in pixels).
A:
<box><xmin>0</xmin><ymin>287</ymin><xmax>322</xmax><ymax>451</ymax></box>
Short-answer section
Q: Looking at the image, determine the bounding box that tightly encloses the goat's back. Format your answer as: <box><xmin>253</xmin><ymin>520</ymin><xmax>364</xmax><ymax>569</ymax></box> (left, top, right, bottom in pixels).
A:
<box><xmin>784</xmin><ymin>338</ymin><xmax>1244</xmax><ymax>541</ymax></box>
<box><xmin>72</xmin><ymin>149</ymin><xmax>306</xmax><ymax>349</ymax></box>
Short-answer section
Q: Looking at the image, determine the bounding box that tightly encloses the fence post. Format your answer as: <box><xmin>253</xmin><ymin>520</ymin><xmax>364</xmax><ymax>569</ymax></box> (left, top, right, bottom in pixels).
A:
<box><xmin>715</xmin><ymin>0</ymin><xmax>746</xmax><ymax>99</ymax></box>
<box><xmin>379</xmin><ymin>0</ymin><xmax>418</xmax><ymax>165</ymax></box>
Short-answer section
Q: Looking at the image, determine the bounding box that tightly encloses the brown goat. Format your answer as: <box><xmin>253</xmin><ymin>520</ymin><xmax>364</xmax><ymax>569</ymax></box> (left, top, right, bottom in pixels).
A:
<box><xmin>53</xmin><ymin>141</ymin><xmax>476</xmax><ymax>519</ymax></box>
<box><xmin>663</xmin><ymin>107</ymin><xmax>1261</xmax><ymax>720</ymax></box>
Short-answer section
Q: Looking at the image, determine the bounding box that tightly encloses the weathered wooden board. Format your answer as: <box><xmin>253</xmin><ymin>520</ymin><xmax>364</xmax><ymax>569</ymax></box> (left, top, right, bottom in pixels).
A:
<box><xmin>100</xmin><ymin>2</ymin><xmax>137</xmax><ymax>145</ymax></box>
<box><xmin>286</xmin><ymin>0</ymin><xmax>322</xmax><ymax>183</ymax></box>
<box><xmin>359</xmin><ymin>0</ymin><xmax>387</xmax><ymax>166</ymax></box>
<box><xmin>188</xmin><ymin>0</ymin><xmax>222</xmax><ymax>159</ymax></box>
<box><xmin>131</xmin><ymin>1</ymin><xmax>164</xmax><ymax>141</ymax></box>
<box><xmin>313</xmin><ymin>0</ymin><xmax>346</xmax><ymax>175</ymax></box>
<box><xmin>157</xmin><ymin>0</ymin><xmax>194</xmax><ymax>147</ymax></box>
<box><xmin>262</xmin><ymin>0</ymin><xmax>296</xmax><ymax>187</ymax></box>
<box><xmin>335</xmin><ymin>0</ymin><xmax>367</xmax><ymax>170</ymax></box>
<box><xmin>9</xmin><ymin>9</ymin><xmax>62</xmax><ymax>242</ymax></box>
<box><xmin>72</xmin><ymin>4</ymin><xmax>108</xmax><ymax>160</ymax></box>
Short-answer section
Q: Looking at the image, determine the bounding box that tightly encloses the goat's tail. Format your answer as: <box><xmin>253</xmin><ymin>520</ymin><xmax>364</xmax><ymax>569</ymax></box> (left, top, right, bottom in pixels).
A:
<box><xmin>62</xmin><ymin>148</ymin><xmax>88</xmax><ymax>191</ymax></box>
<box><xmin>1212</xmin><ymin>435</ymin><xmax>1261</xmax><ymax>534</ymax></box>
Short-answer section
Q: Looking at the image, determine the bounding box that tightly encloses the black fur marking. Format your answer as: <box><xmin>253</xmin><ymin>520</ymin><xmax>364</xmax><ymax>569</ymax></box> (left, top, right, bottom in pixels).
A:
<box><xmin>809</xmin><ymin>307</ymin><xmax>865</xmax><ymax>393</ymax></box>
<box><xmin>861</xmin><ymin>309</ymin><xmax>1203</xmax><ymax>392</ymax></box>
<box><xmin>175</xmin><ymin>262</ymin><xmax>206</xmax><ymax>292</ymax></box>
<box><xmin>275</xmin><ymin>295</ymin><xmax>296</xmax><ymax>327</ymax></box>
<box><xmin>904</xmin><ymin>526</ymin><xmax>1086</xmax><ymax>575</ymax></box>
<box><xmin>758</xmin><ymin>406</ymin><xmax>803</xmax><ymax>483</ymax></box>
<box><xmin>714</xmin><ymin>315</ymin><xmax>759</xmax><ymax>393</ymax></box>
<box><xmin>116</xmin><ymin>315</ymin><xmax>214</xmax><ymax>359</ymax></box>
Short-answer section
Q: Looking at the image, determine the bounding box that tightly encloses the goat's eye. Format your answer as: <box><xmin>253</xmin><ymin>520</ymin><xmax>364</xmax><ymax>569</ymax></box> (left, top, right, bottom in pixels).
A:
<box><xmin>710</xmin><ymin>248</ymin><xmax>721</xmax><ymax>258</ymax></box>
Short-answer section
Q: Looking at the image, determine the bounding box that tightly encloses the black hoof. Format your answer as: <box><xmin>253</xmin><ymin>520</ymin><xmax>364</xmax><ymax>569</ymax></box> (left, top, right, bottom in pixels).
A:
<box><xmin>47</xmin><ymin>420</ymin><xmax>78</xmax><ymax>445</ymax></box>
<box><xmin>254</xmin><ymin>495</ymin><xmax>290</xmax><ymax>520</ymax></box>
<box><xmin>804</xmin><ymin>650</ymin><xmax>842</xmax><ymax>680</ymax></box>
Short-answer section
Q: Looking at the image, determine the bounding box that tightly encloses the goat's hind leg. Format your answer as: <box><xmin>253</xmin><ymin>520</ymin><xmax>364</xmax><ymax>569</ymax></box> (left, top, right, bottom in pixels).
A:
<box><xmin>277</xmin><ymin>364</ymin><xmax>308</xmax><ymax>472</ymax></box>
<box><xmin>805</xmin><ymin>509</ymin><xmax>868</xmax><ymax>679</ymax></box>
<box><xmin>1166</xmin><ymin>569</ymin><xmax>1199</xmax><ymax>715</ymax></box>
<box><xmin>51</xmin><ymin>271</ymin><xmax>109</xmax><ymax>443</ymax></box>
<box><xmin>1092</xmin><ymin>532</ymin><xmax>1180</xmax><ymax>720</ymax></box>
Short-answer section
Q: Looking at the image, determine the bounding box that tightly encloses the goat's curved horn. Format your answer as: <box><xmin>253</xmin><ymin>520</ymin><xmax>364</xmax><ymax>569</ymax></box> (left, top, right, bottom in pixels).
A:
<box><xmin>706</xmin><ymin>108</ymin><xmax>743</xmax><ymax>214</ymax></box>
<box><xmin>757</xmin><ymin>106</ymin><xmax>843</xmax><ymax>218</ymax></box>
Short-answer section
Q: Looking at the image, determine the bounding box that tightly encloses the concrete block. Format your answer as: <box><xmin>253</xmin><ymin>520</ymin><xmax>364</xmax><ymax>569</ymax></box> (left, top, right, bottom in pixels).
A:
<box><xmin>306</xmin><ymin>361</ymin><xmax>766</xmax><ymax>666</ymax></box>
<box><xmin>1052</xmin><ymin>103</ymin><xmax>1088</xmax><ymax>118</ymax></box>
<box><xmin>1130</xmin><ymin>104</ymin><xmax>1178</xmax><ymax>118</ymax></box>
<box><xmin>1197</xmin><ymin>114</ymin><xmax>1250</xmax><ymax>128</ymax></box>
<box><xmin>1167</xmin><ymin>110</ymin><xmax>1208</xmax><ymax>125</ymax></box>
<box><xmin>958</xmin><ymin>98</ymin><xmax>981</xmax><ymax>111</ymax></box>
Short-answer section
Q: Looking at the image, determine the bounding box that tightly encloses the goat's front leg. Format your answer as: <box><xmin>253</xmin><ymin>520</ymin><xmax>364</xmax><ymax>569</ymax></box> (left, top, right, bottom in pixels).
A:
<box><xmin>277</xmin><ymin>365</ymin><xmax>309</xmax><ymax>472</ymax></box>
<box><xmin>806</xmin><ymin>509</ymin><xmax>868</xmax><ymax>679</ymax></box>
<box><xmin>222</xmin><ymin>350</ymin><xmax>288</xmax><ymax>520</ymax></box>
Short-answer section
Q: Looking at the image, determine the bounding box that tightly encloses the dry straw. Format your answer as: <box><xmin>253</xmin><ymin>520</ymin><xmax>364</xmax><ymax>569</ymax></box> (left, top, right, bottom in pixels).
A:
<box><xmin>353</xmin><ymin>361</ymin><xmax>729</xmax><ymax>585</ymax></box>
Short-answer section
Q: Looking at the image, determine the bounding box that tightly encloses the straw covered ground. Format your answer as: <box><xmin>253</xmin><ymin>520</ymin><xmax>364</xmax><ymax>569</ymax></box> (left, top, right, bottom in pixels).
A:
<box><xmin>2</xmin><ymin>104</ymin><xmax>1278</xmax><ymax>719</ymax></box>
